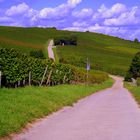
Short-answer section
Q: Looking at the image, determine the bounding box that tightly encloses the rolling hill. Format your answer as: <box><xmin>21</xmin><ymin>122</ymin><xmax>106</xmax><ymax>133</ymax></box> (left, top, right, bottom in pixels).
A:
<box><xmin>0</xmin><ymin>26</ymin><xmax>140</xmax><ymax>76</ymax></box>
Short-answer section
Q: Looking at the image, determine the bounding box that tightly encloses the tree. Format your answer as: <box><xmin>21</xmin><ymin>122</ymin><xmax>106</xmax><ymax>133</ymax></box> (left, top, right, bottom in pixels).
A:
<box><xmin>125</xmin><ymin>52</ymin><xmax>140</xmax><ymax>81</ymax></box>
<box><xmin>134</xmin><ymin>38</ymin><xmax>139</xmax><ymax>43</ymax></box>
<box><xmin>54</xmin><ymin>35</ymin><xmax>77</xmax><ymax>46</ymax></box>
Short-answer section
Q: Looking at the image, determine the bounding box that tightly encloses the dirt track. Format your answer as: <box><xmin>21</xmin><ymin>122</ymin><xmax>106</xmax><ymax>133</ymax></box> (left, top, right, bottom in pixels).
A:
<box><xmin>13</xmin><ymin>76</ymin><xmax>140</xmax><ymax>140</ymax></box>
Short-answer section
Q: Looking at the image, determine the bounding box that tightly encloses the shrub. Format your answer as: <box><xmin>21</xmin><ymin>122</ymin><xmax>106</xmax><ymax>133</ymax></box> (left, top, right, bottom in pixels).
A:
<box><xmin>125</xmin><ymin>72</ymin><xmax>132</xmax><ymax>82</ymax></box>
<box><xmin>134</xmin><ymin>38</ymin><xmax>139</xmax><ymax>43</ymax></box>
<box><xmin>125</xmin><ymin>52</ymin><xmax>140</xmax><ymax>81</ymax></box>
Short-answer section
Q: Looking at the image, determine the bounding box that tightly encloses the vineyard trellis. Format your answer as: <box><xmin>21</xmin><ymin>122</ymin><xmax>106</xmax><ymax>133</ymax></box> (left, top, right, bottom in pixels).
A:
<box><xmin>0</xmin><ymin>48</ymin><xmax>73</xmax><ymax>88</ymax></box>
<box><xmin>0</xmin><ymin>48</ymin><xmax>108</xmax><ymax>88</ymax></box>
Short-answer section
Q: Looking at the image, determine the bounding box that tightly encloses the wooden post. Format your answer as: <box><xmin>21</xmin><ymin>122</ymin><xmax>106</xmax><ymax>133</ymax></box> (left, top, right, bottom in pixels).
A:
<box><xmin>0</xmin><ymin>71</ymin><xmax>2</xmax><ymax>88</ymax></box>
<box><xmin>86</xmin><ymin>58</ymin><xmax>90</xmax><ymax>86</ymax></box>
<box><xmin>23</xmin><ymin>79</ymin><xmax>26</xmax><ymax>86</ymax></box>
<box><xmin>63</xmin><ymin>74</ymin><xmax>66</xmax><ymax>84</ymax></box>
<box><xmin>46</xmin><ymin>70</ymin><xmax>53</xmax><ymax>85</ymax></box>
<box><xmin>87</xmin><ymin>69</ymin><xmax>89</xmax><ymax>85</ymax></box>
<box><xmin>40</xmin><ymin>66</ymin><xmax>48</xmax><ymax>86</ymax></box>
<box><xmin>29</xmin><ymin>71</ymin><xmax>31</xmax><ymax>86</ymax></box>
<box><xmin>18</xmin><ymin>81</ymin><xmax>20</xmax><ymax>87</ymax></box>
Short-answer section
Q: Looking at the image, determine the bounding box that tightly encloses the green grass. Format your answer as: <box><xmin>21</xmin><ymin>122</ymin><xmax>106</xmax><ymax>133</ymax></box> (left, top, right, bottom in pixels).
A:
<box><xmin>57</xmin><ymin>32</ymin><xmax>140</xmax><ymax>76</ymax></box>
<box><xmin>125</xmin><ymin>83</ymin><xmax>140</xmax><ymax>104</ymax></box>
<box><xmin>0</xmin><ymin>78</ymin><xmax>113</xmax><ymax>137</ymax></box>
<box><xmin>43</xmin><ymin>41</ymin><xmax>49</xmax><ymax>58</ymax></box>
<box><xmin>53</xmin><ymin>47</ymin><xmax>59</xmax><ymax>63</ymax></box>
<box><xmin>0</xmin><ymin>26</ymin><xmax>140</xmax><ymax>75</ymax></box>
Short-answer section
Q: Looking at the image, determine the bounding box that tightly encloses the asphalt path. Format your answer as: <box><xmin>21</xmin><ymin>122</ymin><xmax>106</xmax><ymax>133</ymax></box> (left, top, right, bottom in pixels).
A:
<box><xmin>13</xmin><ymin>76</ymin><xmax>140</xmax><ymax>140</ymax></box>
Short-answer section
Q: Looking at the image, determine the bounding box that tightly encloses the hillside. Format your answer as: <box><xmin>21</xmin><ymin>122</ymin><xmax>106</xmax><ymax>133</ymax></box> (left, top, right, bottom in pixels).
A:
<box><xmin>0</xmin><ymin>26</ymin><xmax>140</xmax><ymax>75</ymax></box>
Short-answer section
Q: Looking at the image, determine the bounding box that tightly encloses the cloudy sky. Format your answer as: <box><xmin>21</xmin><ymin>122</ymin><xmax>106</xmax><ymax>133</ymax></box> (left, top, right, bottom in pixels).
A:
<box><xmin>0</xmin><ymin>0</ymin><xmax>140</xmax><ymax>40</ymax></box>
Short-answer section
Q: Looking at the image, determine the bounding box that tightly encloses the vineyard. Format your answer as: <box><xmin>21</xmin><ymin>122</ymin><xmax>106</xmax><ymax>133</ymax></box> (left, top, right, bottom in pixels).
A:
<box><xmin>0</xmin><ymin>26</ymin><xmax>140</xmax><ymax>76</ymax></box>
<box><xmin>0</xmin><ymin>48</ymin><xmax>73</xmax><ymax>87</ymax></box>
<box><xmin>0</xmin><ymin>48</ymin><xmax>108</xmax><ymax>88</ymax></box>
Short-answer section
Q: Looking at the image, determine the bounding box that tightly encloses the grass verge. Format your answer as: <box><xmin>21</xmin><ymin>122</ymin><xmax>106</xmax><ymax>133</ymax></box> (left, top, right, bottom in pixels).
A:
<box><xmin>125</xmin><ymin>82</ymin><xmax>140</xmax><ymax>104</ymax></box>
<box><xmin>0</xmin><ymin>78</ymin><xmax>113</xmax><ymax>137</ymax></box>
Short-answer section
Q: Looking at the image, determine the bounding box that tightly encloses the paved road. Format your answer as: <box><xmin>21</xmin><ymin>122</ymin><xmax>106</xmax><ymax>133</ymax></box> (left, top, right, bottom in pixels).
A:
<box><xmin>13</xmin><ymin>76</ymin><xmax>140</xmax><ymax>140</ymax></box>
<box><xmin>47</xmin><ymin>40</ymin><xmax>55</xmax><ymax>61</ymax></box>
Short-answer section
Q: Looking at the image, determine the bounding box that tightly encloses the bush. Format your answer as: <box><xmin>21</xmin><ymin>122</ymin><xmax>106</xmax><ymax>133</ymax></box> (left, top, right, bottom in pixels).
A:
<box><xmin>134</xmin><ymin>38</ymin><xmax>139</xmax><ymax>43</ymax></box>
<box><xmin>137</xmin><ymin>78</ymin><xmax>140</xmax><ymax>86</ymax></box>
<box><xmin>125</xmin><ymin>52</ymin><xmax>140</xmax><ymax>81</ymax></box>
<box><xmin>125</xmin><ymin>72</ymin><xmax>132</xmax><ymax>82</ymax></box>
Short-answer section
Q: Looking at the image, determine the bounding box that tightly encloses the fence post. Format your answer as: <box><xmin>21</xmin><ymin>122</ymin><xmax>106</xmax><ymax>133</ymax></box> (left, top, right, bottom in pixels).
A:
<box><xmin>63</xmin><ymin>74</ymin><xmax>66</xmax><ymax>84</ymax></box>
<box><xmin>29</xmin><ymin>71</ymin><xmax>31</xmax><ymax>86</ymax></box>
<box><xmin>23</xmin><ymin>79</ymin><xmax>26</xmax><ymax>86</ymax></box>
<box><xmin>46</xmin><ymin>70</ymin><xmax>53</xmax><ymax>85</ymax></box>
<box><xmin>0</xmin><ymin>71</ymin><xmax>2</xmax><ymax>88</ymax></box>
<box><xmin>40</xmin><ymin>66</ymin><xmax>48</xmax><ymax>86</ymax></box>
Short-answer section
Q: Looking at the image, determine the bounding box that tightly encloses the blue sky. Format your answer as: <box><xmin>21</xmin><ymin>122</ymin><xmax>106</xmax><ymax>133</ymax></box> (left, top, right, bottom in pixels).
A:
<box><xmin>0</xmin><ymin>0</ymin><xmax>140</xmax><ymax>40</ymax></box>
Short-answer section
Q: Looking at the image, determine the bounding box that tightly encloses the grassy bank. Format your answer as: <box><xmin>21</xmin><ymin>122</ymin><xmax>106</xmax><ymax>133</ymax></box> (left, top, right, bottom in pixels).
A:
<box><xmin>125</xmin><ymin>83</ymin><xmax>140</xmax><ymax>104</ymax></box>
<box><xmin>0</xmin><ymin>78</ymin><xmax>113</xmax><ymax>137</ymax></box>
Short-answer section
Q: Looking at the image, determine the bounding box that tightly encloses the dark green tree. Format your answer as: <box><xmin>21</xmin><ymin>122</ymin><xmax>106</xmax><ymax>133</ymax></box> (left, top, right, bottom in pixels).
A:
<box><xmin>125</xmin><ymin>52</ymin><xmax>140</xmax><ymax>81</ymax></box>
<box><xmin>54</xmin><ymin>35</ymin><xmax>77</xmax><ymax>46</ymax></box>
<box><xmin>134</xmin><ymin>38</ymin><xmax>139</xmax><ymax>43</ymax></box>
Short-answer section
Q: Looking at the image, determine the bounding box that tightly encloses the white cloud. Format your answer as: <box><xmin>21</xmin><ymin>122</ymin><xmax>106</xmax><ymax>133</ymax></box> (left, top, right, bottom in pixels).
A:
<box><xmin>72</xmin><ymin>8</ymin><xmax>93</xmax><ymax>18</ymax></box>
<box><xmin>39</xmin><ymin>0</ymin><xmax>82</xmax><ymax>19</ymax></box>
<box><xmin>0</xmin><ymin>16</ymin><xmax>14</xmax><ymax>23</ymax></box>
<box><xmin>104</xmin><ymin>6</ymin><xmax>140</xmax><ymax>26</ymax></box>
<box><xmin>87</xmin><ymin>24</ymin><xmax>119</xmax><ymax>34</ymax></box>
<box><xmin>73</xmin><ymin>21</ymin><xmax>88</xmax><ymax>27</ymax></box>
<box><xmin>67</xmin><ymin>0</ymin><xmax>82</xmax><ymax>7</ymax></box>
<box><xmin>39</xmin><ymin>4</ymin><xmax>71</xmax><ymax>19</ymax></box>
<box><xmin>6</xmin><ymin>3</ymin><xmax>30</xmax><ymax>16</ymax></box>
<box><xmin>1</xmin><ymin>1</ymin><xmax>140</xmax><ymax>40</ymax></box>
<box><xmin>94</xmin><ymin>3</ymin><xmax>127</xmax><ymax>19</ymax></box>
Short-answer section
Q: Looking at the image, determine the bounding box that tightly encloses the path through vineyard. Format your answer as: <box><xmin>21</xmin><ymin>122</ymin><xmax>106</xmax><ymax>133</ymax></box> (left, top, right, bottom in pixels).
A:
<box><xmin>13</xmin><ymin>76</ymin><xmax>140</xmax><ymax>140</ymax></box>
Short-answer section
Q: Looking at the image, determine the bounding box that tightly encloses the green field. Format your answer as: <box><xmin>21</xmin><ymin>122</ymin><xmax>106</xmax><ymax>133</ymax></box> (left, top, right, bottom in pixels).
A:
<box><xmin>0</xmin><ymin>26</ymin><xmax>140</xmax><ymax>75</ymax></box>
<box><xmin>125</xmin><ymin>83</ymin><xmax>140</xmax><ymax>104</ymax></box>
<box><xmin>0</xmin><ymin>78</ymin><xmax>113</xmax><ymax>137</ymax></box>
